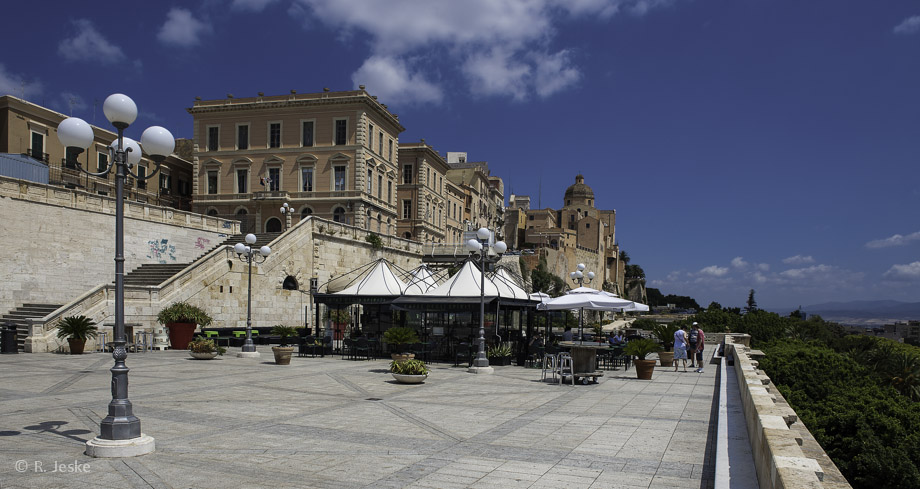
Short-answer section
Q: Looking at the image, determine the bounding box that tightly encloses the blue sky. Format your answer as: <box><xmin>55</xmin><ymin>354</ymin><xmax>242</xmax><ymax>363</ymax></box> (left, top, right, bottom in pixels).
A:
<box><xmin>2</xmin><ymin>0</ymin><xmax>919</xmax><ymax>311</ymax></box>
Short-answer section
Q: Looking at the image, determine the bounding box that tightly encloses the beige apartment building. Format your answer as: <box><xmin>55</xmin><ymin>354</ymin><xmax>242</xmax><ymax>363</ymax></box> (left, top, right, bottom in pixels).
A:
<box><xmin>187</xmin><ymin>89</ymin><xmax>404</xmax><ymax>233</ymax></box>
<box><xmin>396</xmin><ymin>141</ymin><xmax>451</xmax><ymax>243</ymax></box>
<box><xmin>0</xmin><ymin>95</ymin><xmax>193</xmax><ymax>209</ymax></box>
<box><xmin>445</xmin><ymin>152</ymin><xmax>504</xmax><ymax>237</ymax></box>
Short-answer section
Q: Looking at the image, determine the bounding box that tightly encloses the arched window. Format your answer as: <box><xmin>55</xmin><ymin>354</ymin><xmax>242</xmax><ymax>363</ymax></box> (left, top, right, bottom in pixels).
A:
<box><xmin>236</xmin><ymin>209</ymin><xmax>248</xmax><ymax>216</ymax></box>
<box><xmin>282</xmin><ymin>276</ymin><xmax>299</xmax><ymax>290</ymax></box>
<box><xmin>301</xmin><ymin>207</ymin><xmax>312</xmax><ymax>218</ymax></box>
<box><xmin>404</xmin><ymin>232</ymin><xmax>412</xmax><ymax>239</ymax></box>
<box><xmin>266</xmin><ymin>217</ymin><xmax>282</xmax><ymax>232</ymax></box>
<box><xmin>207</xmin><ymin>209</ymin><xmax>218</xmax><ymax>217</ymax></box>
<box><xmin>376</xmin><ymin>213</ymin><xmax>382</xmax><ymax>233</ymax></box>
<box><xmin>366</xmin><ymin>210</ymin><xmax>372</xmax><ymax>229</ymax></box>
<box><xmin>332</xmin><ymin>207</ymin><xmax>345</xmax><ymax>223</ymax></box>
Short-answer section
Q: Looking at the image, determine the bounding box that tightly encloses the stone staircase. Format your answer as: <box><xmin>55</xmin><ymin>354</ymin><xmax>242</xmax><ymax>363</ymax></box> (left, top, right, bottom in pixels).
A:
<box><xmin>121</xmin><ymin>232</ymin><xmax>282</xmax><ymax>287</ymax></box>
<box><xmin>2</xmin><ymin>303</ymin><xmax>64</xmax><ymax>352</ymax></box>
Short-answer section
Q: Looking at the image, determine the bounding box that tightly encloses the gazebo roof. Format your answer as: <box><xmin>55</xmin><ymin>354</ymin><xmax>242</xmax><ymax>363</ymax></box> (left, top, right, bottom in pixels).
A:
<box><xmin>334</xmin><ymin>259</ymin><xmax>407</xmax><ymax>296</ymax></box>
<box><xmin>403</xmin><ymin>264</ymin><xmax>440</xmax><ymax>295</ymax></box>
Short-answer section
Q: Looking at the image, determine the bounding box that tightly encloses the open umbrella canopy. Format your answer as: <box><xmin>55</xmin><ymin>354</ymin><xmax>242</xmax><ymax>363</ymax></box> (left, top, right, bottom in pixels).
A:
<box><xmin>403</xmin><ymin>264</ymin><xmax>440</xmax><ymax>295</ymax></box>
<box><xmin>537</xmin><ymin>287</ymin><xmax>634</xmax><ymax>311</ymax></box>
<box><xmin>489</xmin><ymin>267</ymin><xmax>530</xmax><ymax>300</ymax></box>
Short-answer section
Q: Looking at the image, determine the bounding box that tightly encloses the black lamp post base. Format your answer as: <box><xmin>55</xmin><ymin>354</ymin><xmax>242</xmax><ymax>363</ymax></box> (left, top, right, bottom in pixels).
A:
<box><xmin>100</xmin><ymin>415</ymin><xmax>141</xmax><ymax>440</ymax></box>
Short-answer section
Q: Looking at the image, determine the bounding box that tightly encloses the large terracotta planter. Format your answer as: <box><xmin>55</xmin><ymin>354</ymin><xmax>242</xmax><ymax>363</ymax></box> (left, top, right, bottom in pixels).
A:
<box><xmin>166</xmin><ymin>322</ymin><xmax>197</xmax><ymax>350</ymax></box>
<box><xmin>273</xmin><ymin>346</ymin><xmax>294</xmax><ymax>365</ymax></box>
<box><xmin>68</xmin><ymin>338</ymin><xmax>86</xmax><ymax>355</ymax></box>
<box><xmin>634</xmin><ymin>359</ymin><xmax>656</xmax><ymax>380</ymax></box>
<box><xmin>658</xmin><ymin>351</ymin><xmax>674</xmax><ymax>367</ymax></box>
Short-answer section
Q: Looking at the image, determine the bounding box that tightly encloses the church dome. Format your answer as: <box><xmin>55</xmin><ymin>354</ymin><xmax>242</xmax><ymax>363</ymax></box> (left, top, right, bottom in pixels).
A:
<box><xmin>564</xmin><ymin>175</ymin><xmax>594</xmax><ymax>205</ymax></box>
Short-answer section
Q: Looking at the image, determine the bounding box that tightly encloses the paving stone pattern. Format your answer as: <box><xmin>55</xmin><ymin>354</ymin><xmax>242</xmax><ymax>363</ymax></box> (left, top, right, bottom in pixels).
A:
<box><xmin>0</xmin><ymin>349</ymin><xmax>717</xmax><ymax>489</ymax></box>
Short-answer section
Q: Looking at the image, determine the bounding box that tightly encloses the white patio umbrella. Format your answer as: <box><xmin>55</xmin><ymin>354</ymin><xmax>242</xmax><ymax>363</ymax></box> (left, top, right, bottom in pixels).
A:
<box><xmin>537</xmin><ymin>287</ymin><xmax>634</xmax><ymax>340</ymax></box>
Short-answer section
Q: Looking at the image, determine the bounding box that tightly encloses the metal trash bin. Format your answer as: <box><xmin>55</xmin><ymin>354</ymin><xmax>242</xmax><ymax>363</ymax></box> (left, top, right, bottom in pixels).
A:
<box><xmin>1</xmin><ymin>323</ymin><xmax>19</xmax><ymax>354</ymax></box>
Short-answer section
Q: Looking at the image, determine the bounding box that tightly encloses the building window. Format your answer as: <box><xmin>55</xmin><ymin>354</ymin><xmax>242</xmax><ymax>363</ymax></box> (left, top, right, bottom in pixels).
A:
<box><xmin>378</xmin><ymin>132</ymin><xmax>383</xmax><ymax>155</ymax></box>
<box><xmin>585</xmin><ymin>223</ymin><xmax>590</xmax><ymax>229</ymax></box>
<box><xmin>301</xmin><ymin>207</ymin><xmax>312</xmax><ymax>218</ymax></box>
<box><xmin>30</xmin><ymin>131</ymin><xmax>44</xmax><ymax>160</ymax></box>
<box><xmin>528</xmin><ymin>215</ymin><xmax>534</xmax><ymax>220</ymax></box>
<box><xmin>179</xmin><ymin>179</ymin><xmax>190</xmax><ymax>196</ymax></box>
<box><xmin>268</xmin><ymin>168</ymin><xmax>280</xmax><ymax>191</ymax></box>
<box><xmin>269</xmin><ymin>123</ymin><xmax>281</xmax><ymax>148</ymax></box>
<box><xmin>333</xmin><ymin>165</ymin><xmax>346</xmax><ymax>191</ymax></box>
<box><xmin>334</xmin><ymin>119</ymin><xmax>347</xmax><ymax>145</ymax></box>
<box><xmin>403</xmin><ymin>164</ymin><xmax>412</xmax><ymax>184</ymax></box>
<box><xmin>388</xmin><ymin>139</ymin><xmax>393</xmax><ymax>161</ymax></box>
<box><xmin>387</xmin><ymin>181</ymin><xmax>392</xmax><ymax>203</ymax></box>
<box><xmin>403</xmin><ymin>200</ymin><xmax>412</xmax><ymax>219</ymax></box>
<box><xmin>207</xmin><ymin>126</ymin><xmax>219</xmax><ymax>151</ymax></box>
<box><xmin>159</xmin><ymin>173</ymin><xmax>171</xmax><ymax>193</ymax></box>
<box><xmin>301</xmin><ymin>167</ymin><xmax>313</xmax><ymax>192</ymax></box>
<box><xmin>97</xmin><ymin>152</ymin><xmax>108</xmax><ymax>172</ymax></box>
<box><xmin>237</xmin><ymin>124</ymin><xmax>249</xmax><ymax>150</ymax></box>
<box><xmin>333</xmin><ymin>207</ymin><xmax>345</xmax><ymax>223</ymax></box>
<box><xmin>207</xmin><ymin>171</ymin><xmax>218</xmax><ymax>194</ymax></box>
<box><xmin>367</xmin><ymin>169</ymin><xmax>373</xmax><ymax>194</ymax></box>
<box><xmin>237</xmin><ymin>169</ymin><xmax>248</xmax><ymax>193</ymax></box>
<box><xmin>302</xmin><ymin>121</ymin><xmax>314</xmax><ymax>147</ymax></box>
<box><xmin>137</xmin><ymin>166</ymin><xmax>147</xmax><ymax>189</ymax></box>
<box><xmin>64</xmin><ymin>147</ymin><xmax>81</xmax><ymax>169</ymax></box>
<box><xmin>368</xmin><ymin>124</ymin><xmax>374</xmax><ymax>150</ymax></box>
<box><xmin>377</xmin><ymin>174</ymin><xmax>382</xmax><ymax>199</ymax></box>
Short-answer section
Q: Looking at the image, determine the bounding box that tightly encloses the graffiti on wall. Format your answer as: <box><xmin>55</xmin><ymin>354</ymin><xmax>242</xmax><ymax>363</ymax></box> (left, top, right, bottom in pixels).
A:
<box><xmin>147</xmin><ymin>239</ymin><xmax>177</xmax><ymax>263</ymax></box>
<box><xmin>195</xmin><ymin>237</ymin><xmax>210</xmax><ymax>249</ymax></box>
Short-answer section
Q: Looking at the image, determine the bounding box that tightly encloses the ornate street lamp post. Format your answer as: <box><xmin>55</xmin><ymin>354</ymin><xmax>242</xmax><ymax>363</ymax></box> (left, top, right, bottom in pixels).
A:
<box><xmin>234</xmin><ymin>234</ymin><xmax>271</xmax><ymax>358</ymax></box>
<box><xmin>569</xmin><ymin>263</ymin><xmax>595</xmax><ymax>341</ymax></box>
<box><xmin>280</xmin><ymin>202</ymin><xmax>292</xmax><ymax>231</ymax></box>
<box><xmin>466</xmin><ymin>227</ymin><xmax>506</xmax><ymax>374</ymax></box>
<box><xmin>57</xmin><ymin>93</ymin><xmax>175</xmax><ymax>458</ymax></box>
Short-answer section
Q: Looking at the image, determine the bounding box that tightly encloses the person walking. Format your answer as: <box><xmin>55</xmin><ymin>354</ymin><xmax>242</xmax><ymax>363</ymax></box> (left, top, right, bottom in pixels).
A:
<box><xmin>687</xmin><ymin>322</ymin><xmax>700</xmax><ymax>368</ymax></box>
<box><xmin>673</xmin><ymin>324</ymin><xmax>689</xmax><ymax>372</ymax></box>
<box><xmin>694</xmin><ymin>325</ymin><xmax>706</xmax><ymax>373</ymax></box>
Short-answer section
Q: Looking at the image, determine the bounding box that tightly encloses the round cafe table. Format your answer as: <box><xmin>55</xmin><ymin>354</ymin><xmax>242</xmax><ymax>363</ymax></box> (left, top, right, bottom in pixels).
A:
<box><xmin>558</xmin><ymin>341</ymin><xmax>608</xmax><ymax>384</ymax></box>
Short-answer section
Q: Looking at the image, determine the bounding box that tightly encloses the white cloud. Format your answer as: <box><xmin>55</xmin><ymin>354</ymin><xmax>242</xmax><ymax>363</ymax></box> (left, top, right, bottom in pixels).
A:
<box><xmin>866</xmin><ymin>231</ymin><xmax>920</xmax><ymax>249</ymax></box>
<box><xmin>533</xmin><ymin>50</ymin><xmax>581</xmax><ymax>98</ymax></box>
<box><xmin>782</xmin><ymin>255</ymin><xmax>815</xmax><ymax>265</ymax></box>
<box><xmin>463</xmin><ymin>48</ymin><xmax>531</xmax><ymax>100</ymax></box>
<box><xmin>290</xmin><ymin>0</ymin><xmax>676</xmax><ymax>105</ymax></box>
<box><xmin>731</xmin><ymin>257</ymin><xmax>748</xmax><ymax>268</ymax></box>
<box><xmin>0</xmin><ymin>65</ymin><xmax>42</xmax><ymax>99</ymax></box>
<box><xmin>757</xmin><ymin>263</ymin><xmax>770</xmax><ymax>271</ymax></box>
<box><xmin>231</xmin><ymin>0</ymin><xmax>279</xmax><ymax>12</ymax></box>
<box><xmin>351</xmin><ymin>56</ymin><xmax>443</xmax><ymax>106</ymax></box>
<box><xmin>778</xmin><ymin>264</ymin><xmax>863</xmax><ymax>285</ymax></box>
<box><xmin>55</xmin><ymin>93</ymin><xmax>88</xmax><ymax>115</ymax></box>
<box><xmin>157</xmin><ymin>8</ymin><xmax>211</xmax><ymax>47</ymax></box>
<box><xmin>883</xmin><ymin>262</ymin><xmax>920</xmax><ymax>281</ymax></box>
<box><xmin>699</xmin><ymin>265</ymin><xmax>729</xmax><ymax>277</ymax></box>
<box><xmin>894</xmin><ymin>15</ymin><xmax>920</xmax><ymax>35</ymax></box>
<box><xmin>58</xmin><ymin>19</ymin><xmax>124</xmax><ymax>63</ymax></box>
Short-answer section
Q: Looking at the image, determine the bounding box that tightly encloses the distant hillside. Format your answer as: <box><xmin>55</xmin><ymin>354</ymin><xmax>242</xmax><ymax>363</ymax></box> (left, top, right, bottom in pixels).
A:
<box><xmin>797</xmin><ymin>300</ymin><xmax>920</xmax><ymax>326</ymax></box>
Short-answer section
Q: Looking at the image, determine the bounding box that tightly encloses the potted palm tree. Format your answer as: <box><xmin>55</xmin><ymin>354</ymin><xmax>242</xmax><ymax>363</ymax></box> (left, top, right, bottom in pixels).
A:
<box><xmin>383</xmin><ymin>326</ymin><xmax>419</xmax><ymax>360</ymax></box>
<box><xmin>271</xmin><ymin>325</ymin><xmax>298</xmax><ymax>365</ymax></box>
<box><xmin>157</xmin><ymin>302</ymin><xmax>212</xmax><ymax>350</ymax></box>
<box><xmin>56</xmin><ymin>315</ymin><xmax>98</xmax><ymax>355</ymax></box>
<box><xmin>650</xmin><ymin>323</ymin><xmax>680</xmax><ymax>367</ymax></box>
<box><xmin>188</xmin><ymin>338</ymin><xmax>226</xmax><ymax>359</ymax></box>
<box><xmin>390</xmin><ymin>359</ymin><xmax>429</xmax><ymax>383</ymax></box>
<box><xmin>624</xmin><ymin>338</ymin><xmax>663</xmax><ymax>380</ymax></box>
<box><xmin>487</xmin><ymin>343</ymin><xmax>513</xmax><ymax>366</ymax></box>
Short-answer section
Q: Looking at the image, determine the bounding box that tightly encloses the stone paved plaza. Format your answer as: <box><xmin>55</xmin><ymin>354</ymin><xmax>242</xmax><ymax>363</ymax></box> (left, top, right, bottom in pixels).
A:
<box><xmin>0</xmin><ymin>348</ymin><xmax>717</xmax><ymax>489</ymax></box>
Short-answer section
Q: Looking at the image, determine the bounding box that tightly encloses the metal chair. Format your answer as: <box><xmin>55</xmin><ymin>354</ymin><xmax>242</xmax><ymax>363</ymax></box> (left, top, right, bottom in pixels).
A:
<box><xmin>454</xmin><ymin>343</ymin><xmax>472</xmax><ymax>367</ymax></box>
<box><xmin>354</xmin><ymin>337</ymin><xmax>371</xmax><ymax>361</ymax></box>
<box><xmin>541</xmin><ymin>351</ymin><xmax>557</xmax><ymax>381</ymax></box>
<box><xmin>556</xmin><ymin>352</ymin><xmax>575</xmax><ymax>386</ymax></box>
<box><xmin>298</xmin><ymin>335</ymin><xmax>316</xmax><ymax>357</ymax></box>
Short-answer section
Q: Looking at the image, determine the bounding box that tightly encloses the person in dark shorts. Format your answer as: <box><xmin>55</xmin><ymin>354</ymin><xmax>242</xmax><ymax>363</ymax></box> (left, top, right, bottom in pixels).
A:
<box><xmin>687</xmin><ymin>322</ymin><xmax>700</xmax><ymax>368</ymax></box>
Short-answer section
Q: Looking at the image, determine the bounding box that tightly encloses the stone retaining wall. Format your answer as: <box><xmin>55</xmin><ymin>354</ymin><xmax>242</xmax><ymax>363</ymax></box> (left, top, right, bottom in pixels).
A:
<box><xmin>723</xmin><ymin>335</ymin><xmax>851</xmax><ymax>489</ymax></box>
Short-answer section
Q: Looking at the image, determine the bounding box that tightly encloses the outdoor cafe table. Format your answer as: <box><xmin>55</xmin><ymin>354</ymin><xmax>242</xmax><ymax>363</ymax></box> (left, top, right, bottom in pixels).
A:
<box><xmin>558</xmin><ymin>341</ymin><xmax>609</xmax><ymax>384</ymax></box>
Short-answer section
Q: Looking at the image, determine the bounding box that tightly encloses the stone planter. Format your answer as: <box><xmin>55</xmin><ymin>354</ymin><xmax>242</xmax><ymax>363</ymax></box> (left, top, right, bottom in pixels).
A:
<box><xmin>634</xmin><ymin>359</ymin><xmax>656</xmax><ymax>380</ymax></box>
<box><xmin>273</xmin><ymin>346</ymin><xmax>294</xmax><ymax>365</ymax></box>
<box><xmin>488</xmin><ymin>356</ymin><xmax>512</xmax><ymax>366</ymax></box>
<box><xmin>189</xmin><ymin>351</ymin><xmax>218</xmax><ymax>360</ymax></box>
<box><xmin>67</xmin><ymin>338</ymin><xmax>86</xmax><ymax>355</ymax></box>
<box><xmin>658</xmin><ymin>351</ymin><xmax>674</xmax><ymax>367</ymax></box>
<box><xmin>166</xmin><ymin>322</ymin><xmax>197</xmax><ymax>350</ymax></box>
<box><xmin>391</xmin><ymin>373</ymin><xmax>427</xmax><ymax>384</ymax></box>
